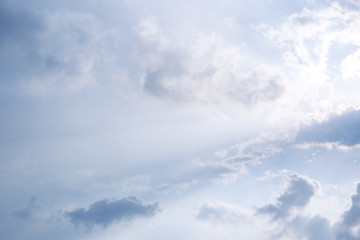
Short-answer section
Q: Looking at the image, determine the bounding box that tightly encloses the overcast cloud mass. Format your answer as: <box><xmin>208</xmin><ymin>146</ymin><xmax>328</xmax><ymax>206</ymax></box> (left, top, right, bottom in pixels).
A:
<box><xmin>2</xmin><ymin>0</ymin><xmax>360</xmax><ymax>239</ymax></box>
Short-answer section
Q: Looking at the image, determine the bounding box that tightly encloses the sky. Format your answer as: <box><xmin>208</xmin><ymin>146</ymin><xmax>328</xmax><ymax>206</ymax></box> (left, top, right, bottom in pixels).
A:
<box><xmin>1</xmin><ymin>0</ymin><xmax>360</xmax><ymax>239</ymax></box>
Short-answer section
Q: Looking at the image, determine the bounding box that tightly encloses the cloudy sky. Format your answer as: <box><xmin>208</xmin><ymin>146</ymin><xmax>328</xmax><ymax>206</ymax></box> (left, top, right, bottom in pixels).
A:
<box><xmin>2</xmin><ymin>0</ymin><xmax>360</xmax><ymax>239</ymax></box>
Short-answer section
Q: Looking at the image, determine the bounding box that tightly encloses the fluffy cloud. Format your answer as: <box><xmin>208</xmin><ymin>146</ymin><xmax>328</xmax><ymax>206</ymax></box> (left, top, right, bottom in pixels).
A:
<box><xmin>66</xmin><ymin>196</ymin><xmax>160</xmax><ymax>228</ymax></box>
<box><xmin>257</xmin><ymin>173</ymin><xmax>319</xmax><ymax>220</ymax></box>
<box><xmin>257</xmin><ymin>175</ymin><xmax>360</xmax><ymax>240</ymax></box>
<box><xmin>136</xmin><ymin>18</ymin><xmax>285</xmax><ymax>105</ymax></box>
<box><xmin>296</xmin><ymin>109</ymin><xmax>360</xmax><ymax>147</ymax></box>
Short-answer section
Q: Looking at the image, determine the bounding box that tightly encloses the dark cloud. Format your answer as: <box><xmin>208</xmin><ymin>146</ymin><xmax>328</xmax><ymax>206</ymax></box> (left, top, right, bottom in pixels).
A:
<box><xmin>296</xmin><ymin>109</ymin><xmax>360</xmax><ymax>146</ymax></box>
<box><xmin>66</xmin><ymin>196</ymin><xmax>160</xmax><ymax>228</ymax></box>
<box><xmin>257</xmin><ymin>174</ymin><xmax>318</xmax><ymax>219</ymax></box>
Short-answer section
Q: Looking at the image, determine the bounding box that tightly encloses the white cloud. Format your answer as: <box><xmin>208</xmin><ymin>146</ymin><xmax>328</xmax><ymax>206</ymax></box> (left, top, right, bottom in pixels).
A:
<box><xmin>136</xmin><ymin>18</ymin><xmax>286</xmax><ymax>106</ymax></box>
<box><xmin>258</xmin><ymin>2</ymin><xmax>360</xmax><ymax>126</ymax></box>
<box><xmin>266</xmin><ymin>2</ymin><xmax>360</xmax><ymax>70</ymax></box>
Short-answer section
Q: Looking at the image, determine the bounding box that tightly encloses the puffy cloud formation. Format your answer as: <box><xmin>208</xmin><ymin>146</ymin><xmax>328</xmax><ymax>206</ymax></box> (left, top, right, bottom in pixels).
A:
<box><xmin>137</xmin><ymin>18</ymin><xmax>285</xmax><ymax>105</ymax></box>
<box><xmin>297</xmin><ymin>109</ymin><xmax>360</xmax><ymax>147</ymax></box>
<box><xmin>257</xmin><ymin>173</ymin><xmax>319</xmax><ymax>219</ymax></box>
<box><xmin>258</xmin><ymin>177</ymin><xmax>360</xmax><ymax>240</ymax></box>
<box><xmin>292</xmin><ymin>183</ymin><xmax>360</xmax><ymax>240</ymax></box>
<box><xmin>66</xmin><ymin>196</ymin><xmax>160</xmax><ymax>228</ymax></box>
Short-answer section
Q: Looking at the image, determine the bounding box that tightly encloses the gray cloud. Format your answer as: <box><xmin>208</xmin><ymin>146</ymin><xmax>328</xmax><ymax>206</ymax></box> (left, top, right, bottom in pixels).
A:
<box><xmin>257</xmin><ymin>174</ymin><xmax>319</xmax><ymax>219</ymax></box>
<box><xmin>66</xmin><ymin>196</ymin><xmax>160</xmax><ymax>228</ymax></box>
<box><xmin>296</xmin><ymin>109</ymin><xmax>360</xmax><ymax>147</ymax></box>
